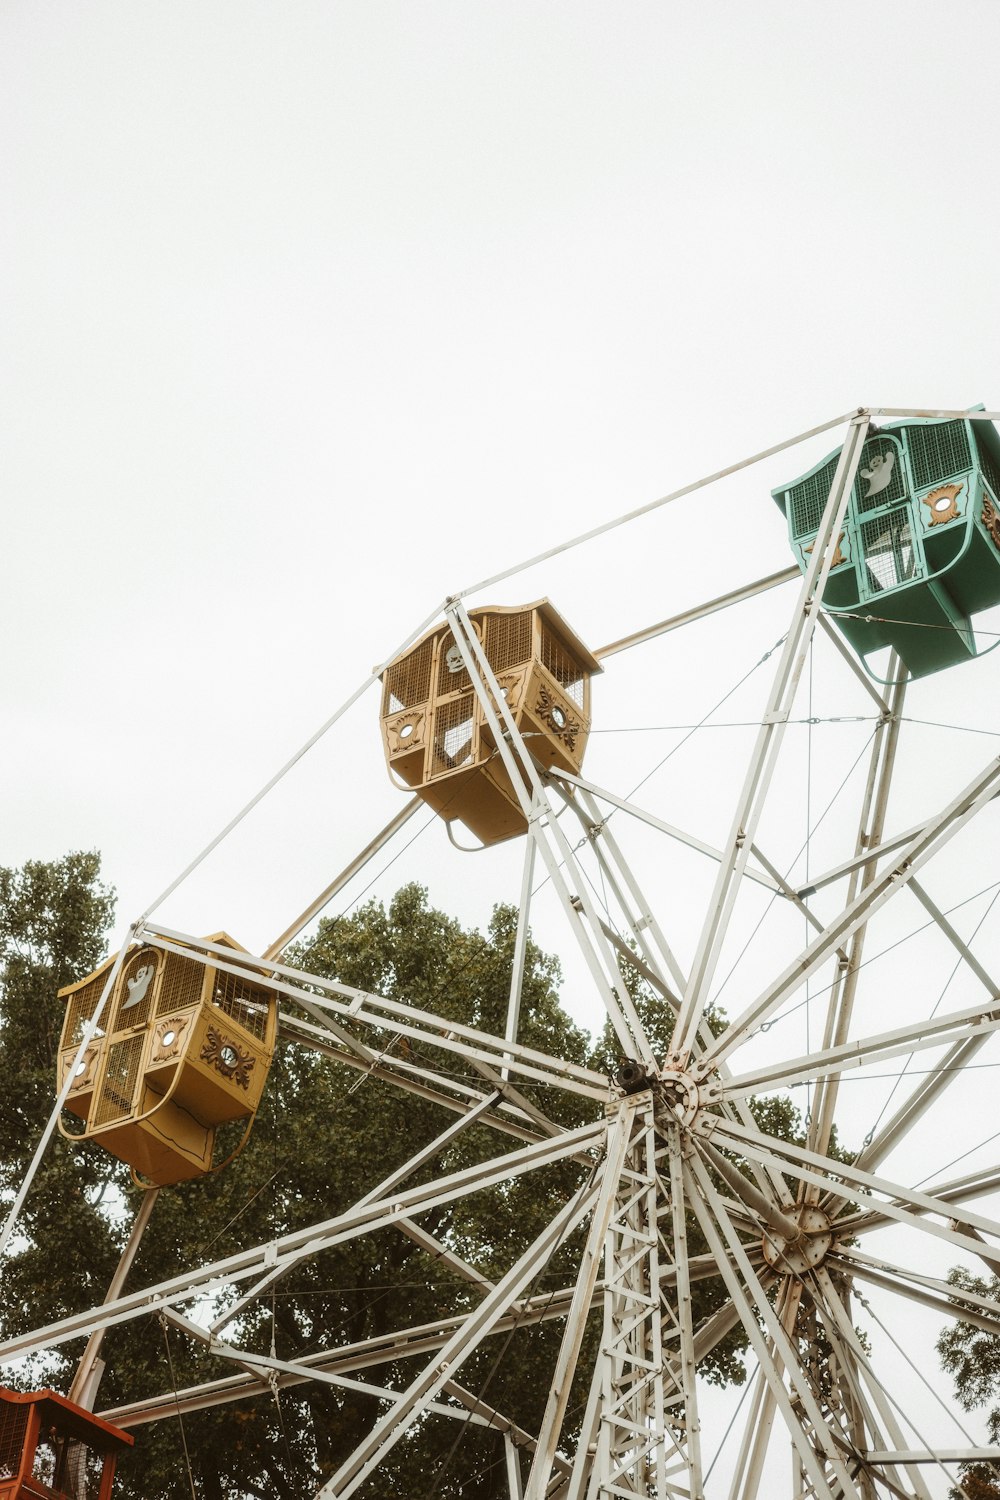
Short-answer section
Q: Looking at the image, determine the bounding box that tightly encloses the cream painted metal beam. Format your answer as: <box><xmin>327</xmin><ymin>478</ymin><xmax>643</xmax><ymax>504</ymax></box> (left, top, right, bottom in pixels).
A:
<box><xmin>315</xmin><ymin>1180</ymin><xmax>600</xmax><ymax>1499</ymax></box>
<box><xmin>673</xmin><ymin>413</ymin><xmax>871</xmax><ymax>1061</ymax></box>
<box><xmin>142</xmin><ymin>925</ymin><xmax>608</xmax><ymax>1099</ymax></box>
<box><xmin>684</xmin><ymin>1149</ymin><xmax>862</xmax><ymax>1499</ymax></box>
<box><xmin>594</xmin><ymin>567</ymin><xmax>799</xmax><ymax>660</ymax></box>
<box><xmin>721</xmin><ymin>995</ymin><xmax>1000</xmax><ymax>1098</ymax></box>
<box><xmin>457</xmin><ymin>411</ymin><xmax>858</xmax><ymax>600</ymax></box>
<box><xmin>698</xmin><ymin>750</ymin><xmax>1000</xmax><ymax>1072</ymax></box>
<box><xmin>210</xmin><ymin>1091</ymin><xmax>503</xmax><ymax>1338</ymax></box>
<box><xmin>0</xmin><ymin>1120</ymin><xmax>604</xmax><ymax>1368</ymax></box>
<box><xmin>550</xmin><ymin>768</ymin><xmax>781</xmax><ymax>893</ymax></box>
<box><xmin>712</xmin><ymin>1117</ymin><xmax>1000</xmax><ymax>1264</ymax></box>
<box><xmin>263</xmin><ymin>796</ymin><xmax>425</xmax><ymax>959</ymax></box>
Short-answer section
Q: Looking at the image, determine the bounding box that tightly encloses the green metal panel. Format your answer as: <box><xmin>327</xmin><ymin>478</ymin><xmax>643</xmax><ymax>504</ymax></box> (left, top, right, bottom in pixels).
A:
<box><xmin>772</xmin><ymin>412</ymin><xmax>1000</xmax><ymax>680</ymax></box>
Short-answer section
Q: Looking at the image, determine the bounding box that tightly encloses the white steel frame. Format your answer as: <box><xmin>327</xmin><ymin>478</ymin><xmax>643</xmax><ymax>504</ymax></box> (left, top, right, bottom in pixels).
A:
<box><xmin>5</xmin><ymin>406</ymin><xmax>1000</xmax><ymax>1498</ymax></box>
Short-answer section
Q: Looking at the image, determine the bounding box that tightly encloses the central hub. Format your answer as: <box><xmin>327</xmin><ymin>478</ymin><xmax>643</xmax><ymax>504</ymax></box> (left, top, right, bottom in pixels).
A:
<box><xmin>656</xmin><ymin>1067</ymin><xmax>702</xmax><ymax>1129</ymax></box>
<box><xmin>760</xmin><ymin>1204</ymin><xmax>833</xmax><ymax>1274</ymax></box>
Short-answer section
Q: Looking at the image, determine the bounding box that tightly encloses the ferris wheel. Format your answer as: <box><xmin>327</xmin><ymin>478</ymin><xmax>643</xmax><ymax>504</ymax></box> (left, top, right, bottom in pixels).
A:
<box><xmin>5</xmin><ymin>404</ymin><xmax>1000</xmax><ymax>1499</ymax></box>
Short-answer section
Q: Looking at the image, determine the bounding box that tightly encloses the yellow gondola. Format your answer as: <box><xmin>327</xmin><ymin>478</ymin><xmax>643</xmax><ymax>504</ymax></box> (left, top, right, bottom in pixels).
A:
<box><xmin>57</xmin><ymin>935</ymin><xmax>276</xmax><ymax>1187</ymax></box>
<box><xmin>379</xmin><ymin>599</ymin><xmax>601</xmax><ymax>845</ymax></box>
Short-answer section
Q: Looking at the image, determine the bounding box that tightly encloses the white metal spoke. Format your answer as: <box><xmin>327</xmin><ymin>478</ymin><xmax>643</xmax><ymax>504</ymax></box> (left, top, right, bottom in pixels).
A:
<box><xmin>838</xmin><ymin>1162</ymin><xmax>1000</xmax><ymax>1237</ymax></box>
<box><xmin>698</xmin><ymin>750</ymin><xmax>1000</xmax><ymax>1072</ymax></box>
<box><xmin>445</xmin><ymin>599</ymin><xmax>655</xmax><ymax>1064</ymax></box>
<box><xmin>550</xmin><ymin>768</ymin><xmax>780</xmax><ymax>895</ymax></box>
<box><xmin>210</xmin><ymin>1090</ymin><xmax>503</xmax><ymax>1337</ymax></box>
<box><xmin>721</xmin><ymin>995</ymin><xmax>1000</xmax><ymax>1098</ymax></box>
<box><xmin>0</xmin><ymin>1120</ymin><xmax>603</xmax><ymax>1367</ymax></box>
<box><xmin>556</xmin><ymin>780</ymin><xmax>689</xmax><ymax>997</ymax></box>
<box><xmin>279</xmin><ymin>1010</ymin><xmax>574</xmax><ymax>1146</ymax></box>
<box><xmin>831</xmin><ymin>1247</ymin><xmax>1000</xmax><ymax>1337</ymax></box>
<box><xmin>524</xmin><ymin>1102</ymin><xmax>636</xmax><ymax>1500</ymax></box>
<box><xmin>673</xmin><ymin>412</ymin><xmax>870</xmax><ymax>1059</ymax></box>
<box><xmin>504</xmin><ymin>834</ymin><xmax>538</xmax><ymax>1079</ymax></box>
<box><xmin>811</xmin><ymin>1266</ymin><xmax>967</xmax><ymax>1500</ymax></box>
<box><xmin>712</xmin><ymin>1116</ymin><xmax>1000</xmax><ymax>1260</ymax></box>
<box><xmin>262</xmin><ymin>797</ymin><xmax>424</xmax><ymax>960</ymax></box>
<box><xmin>595</xmin><ymin>566</ymin><xmax>800</xmax><ymax>660</ymax></box>
<box><xmin>143</xmin><ymin>924</ymin><xmax>609</xmax><ymax>1099</ymax></box>
<box><xmin>682</xmin><ymin>1149</ymin><xmax>862</xmax><ymax>1499</ymax></box>
<box><xmin>805</xmin><ymin>662</ymin><xmax>906</xmax><ymax>1164</ymax></box>
<box><xmin>315</xmin><ymin>1177</ymin><xmax>601</xmax><ymax>1499</ymax></box>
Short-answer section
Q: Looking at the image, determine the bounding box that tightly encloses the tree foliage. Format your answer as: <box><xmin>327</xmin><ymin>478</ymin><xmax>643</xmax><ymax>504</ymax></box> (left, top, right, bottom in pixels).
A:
<box><xmin>0</xmin><ymin>855</ymin><xmax>823</xmax><ymax>1497</ymax></box>
<box><xmin>938</xmin><ymin>1267</ymin><xmax>1000</xmax><ymax>1499</ymax></box>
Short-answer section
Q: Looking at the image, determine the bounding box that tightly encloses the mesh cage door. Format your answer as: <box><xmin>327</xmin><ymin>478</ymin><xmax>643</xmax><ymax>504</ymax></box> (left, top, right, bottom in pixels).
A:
<box><xmin>0</xmin><ymin>1402</ymin><xmax>28</xmax><ymax>1481</ymax></box>
<box><xmin>483</xmin><ymin>610</ymin><xmax>533</xmax><ymax>674</ymax></box>
<box><xmin>907</xmin><ymin>419</ymin><xmax>973</xmax><ymax>491</ymax></box>
<box><xmin>854</xmin><ymin>434</ymin><xmax>906</xmax><ymax>514</ymax></box>
<box><xmin>860</xmin><ymin>507</ymin><xmax>919</xmax><ymax>594</ymax></box>
<box><xmin>110</xmin><ymin>949</ymin><xmax>159</xmax><ymax>1032</ymax></box>
<box><xmin>539</xmin><ymin>627</ymin><xmax>586</xmax><ymax>708</ymax></box>
<box><xmin>383</xmin><ymin>636</ymin><xmax>434</xmax><ymax>715</ymax></box>
<box><xmin>431</xmin><ymin>694</ymin><xmax>478</xmax><ymax>776</ymax></box>
<box><xmin>92</xmin><ymin>1035</ymin><xmax>145</xmax><ymax>1127</ymax></box>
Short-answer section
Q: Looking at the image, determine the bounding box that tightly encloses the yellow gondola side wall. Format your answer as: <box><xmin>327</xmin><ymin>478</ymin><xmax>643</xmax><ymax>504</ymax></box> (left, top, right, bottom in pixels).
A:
<box><xmin>57</xmin><ymin>936</ymin><xmax>276</xmax><ymax>1187</ymax></box>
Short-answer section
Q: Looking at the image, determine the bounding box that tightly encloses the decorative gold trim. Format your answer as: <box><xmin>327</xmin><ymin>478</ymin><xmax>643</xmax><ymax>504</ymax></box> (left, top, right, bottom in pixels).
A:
<box><xmin>534</xmin><ymin>684</ymin><xmax>580</xmax><ymax>751</ymax></box>
<box><xmin>496</xmin><ymin>669</ymin><xmax>525</xmax><ymax>711</ymax></box>
<box><xmin>66</xmin><ymin>1045</ymin><xmax>99</xmax><ymax>1092</ymax></box>
<box><xmin>805</xmin><ymin>531</ymin><xmax>847</xmax><ymax>568</ymax></box>
<box><xmin>150</xmin><ymin>1015</ymin><xmax>191</xmax><ymax>1064</ymax></box>
<box><xmin>982</xmin><ymin>495</ymin><xmax>1000</xmax><ymax>553</ymax></box>
<box><xmin>386</xmin><ymin>709</ymin><xmax>425</xmax><ymax>756</ymax></box>
<box><xmin>923</xmin><ymin>482</ymin><xmax>963</xmax><ymax>527</ymax></box>
<box><xmin>200</xmin><ymin>1026</ymin><xmax>255</xmax><ymax>1090</ymax></box>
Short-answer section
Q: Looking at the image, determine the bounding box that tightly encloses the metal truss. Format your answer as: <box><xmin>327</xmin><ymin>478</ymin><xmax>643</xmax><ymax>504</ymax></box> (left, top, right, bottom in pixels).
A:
<box><xmin>6</xmin><ymin>409</ymin><xmax>1000</xmax><ymax>1497</ymax></box>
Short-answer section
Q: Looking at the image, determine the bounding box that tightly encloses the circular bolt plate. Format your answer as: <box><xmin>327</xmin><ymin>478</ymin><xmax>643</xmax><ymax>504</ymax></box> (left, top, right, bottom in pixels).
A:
<box><xmin>761</xmin><ymin>1205</ymin><xmax>833</xmax><ymax>1274</ymax></box>
<box><xmin>657</xmin><ymin>1068</ymin><xmax>703</xmax><ymax>1128</ymax></box>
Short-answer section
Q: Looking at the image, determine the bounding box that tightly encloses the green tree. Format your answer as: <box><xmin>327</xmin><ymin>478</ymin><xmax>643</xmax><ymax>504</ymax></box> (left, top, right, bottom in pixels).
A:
<box><xmin>938</xmin><ymin>1267</ymin><xmax>1000</xmax><ymax>1499</ymax></box>
<box><xmin>2</xmin><ymin>868</ymin><xmax>601</xmax><ymax>1496</ymax></box>
<box><xmin>0</xmin><ymin>852</ymin><xmax>120</xmax><ymax>1371</ymax></box>
<box><xmin>0</xmin><ymin>857</ymin><xmax>822</xmax><ymax>1497</ymax></box>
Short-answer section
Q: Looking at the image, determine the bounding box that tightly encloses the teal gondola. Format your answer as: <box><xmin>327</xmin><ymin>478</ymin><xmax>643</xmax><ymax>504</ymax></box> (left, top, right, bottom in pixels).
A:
<box><xmin>773</xmin><ymin>410</ymin><xmax>1000</xmax><ymax>678</ymax></box>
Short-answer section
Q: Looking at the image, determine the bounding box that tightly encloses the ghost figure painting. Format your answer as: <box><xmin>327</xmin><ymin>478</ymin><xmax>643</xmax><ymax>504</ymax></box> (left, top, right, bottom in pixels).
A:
<box><xmin>860</xmin><ymin>449</ymin><xmax>895</xmax><ymax>498</ymax></box>
<box><xmin>122</xmin><ymin>963</ymin><xmax>154</xmax><ymax>1011</ymax></box>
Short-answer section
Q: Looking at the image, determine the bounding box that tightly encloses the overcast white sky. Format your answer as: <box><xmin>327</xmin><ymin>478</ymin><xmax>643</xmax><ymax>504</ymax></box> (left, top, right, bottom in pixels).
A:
<box><xmin>7</xmin><ymin>4</ymin><xmax>1000</xmax><ymax>1487</ymax></box>
<box><xmin>5</xmin><ymin>0</ymin><xmax>1000</xmax><ymax>941</ymax></box>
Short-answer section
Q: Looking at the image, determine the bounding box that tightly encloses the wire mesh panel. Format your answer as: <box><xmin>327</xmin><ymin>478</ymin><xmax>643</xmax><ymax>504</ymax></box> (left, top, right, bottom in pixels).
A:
<box><xmin>860</xmin><ymin>509</ymin><xmax>917</xmax><ymax>593</ymax></box>
<box><xmin>484</xmin><ymin>610</ymin><xmax>533</xmax><ymax>674</ymax></box>
<box><xmin>31</xmin><ymin>1434</ymin><xmax>105</xmax><ymax>1499</ymax></box>
<box><xmin>787</xmin><ymin>455</ymin><xmax>840</xmax><ymax>539</ymax></box>
<box><xmin>92</xmin><ymin>1036</ymin><xmax>145</xmax><ymax>1128</ymax></box>
<box><xmin>156</xmin><ymin>953</ymin><xmax>205</xmax><ymax>1017</ymax></box>
<box><xmin>383</xmin><ymin>637</ymin><xmax>434</xmax><ymax>714</ymax></box>
<box><xmin>540</xmin><ymin>628</ymin><xmax>585</xmax><ymax>707</ymax></box>
<box><xmin>907</xmin><ymin>418</ymin><xmax>972</xmax><ymax>490</ymax></box>
<box><xmin>0</xmin><ymin>1403</ymin><xmax>28</xmax><ymax>1481</ymax></box>
<box><xmin>210</xmin><ymin>972</ymin><xmax>272</xmax><ymax>1042</ymax></box>
<box><xmin>432</xmin><ymin>695</ymin><xmax>477</xmax><ymax>775</ymax></box>
<box><xmin>62</xmin><ymin>975</ymin><xmax>107</xmax><ymax>1048</ymax></box>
